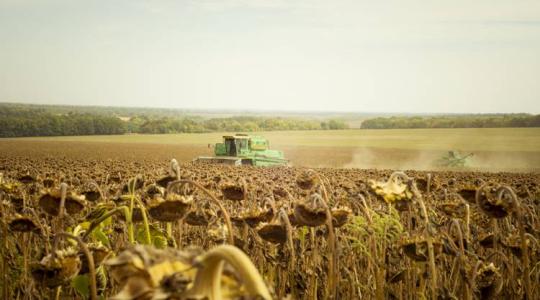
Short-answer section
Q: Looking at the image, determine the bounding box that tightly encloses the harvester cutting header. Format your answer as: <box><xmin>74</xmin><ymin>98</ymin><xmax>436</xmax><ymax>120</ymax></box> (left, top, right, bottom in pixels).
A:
<box><xmin>195</xmin><ymin>134</ymin><xmax>288</xmax><ymax>166</ymax></box>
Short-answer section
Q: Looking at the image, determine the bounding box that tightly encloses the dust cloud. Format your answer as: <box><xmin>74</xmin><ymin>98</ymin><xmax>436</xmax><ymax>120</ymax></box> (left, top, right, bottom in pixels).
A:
<box><xmin>343</xmin><ymin>147</ymin><xmax>439</xmax><ymax>170</ymax></box>
<box><xmin>342</xmin><ymin>147</ymin><xmax>540</xmax><ymax>172</ymax></box>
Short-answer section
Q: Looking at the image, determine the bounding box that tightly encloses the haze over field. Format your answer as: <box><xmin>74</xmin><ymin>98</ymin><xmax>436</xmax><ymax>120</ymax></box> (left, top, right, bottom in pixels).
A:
<box><xmin>1</xmin><ymin>0</ymin><xmax>539</xmax><ymax>113</ymax></box>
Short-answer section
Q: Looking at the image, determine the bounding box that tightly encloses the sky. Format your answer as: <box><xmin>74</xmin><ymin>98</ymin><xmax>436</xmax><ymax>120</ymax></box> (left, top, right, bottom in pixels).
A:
<box><xmin>0</xmin><ymin>0</ymin><xmax>539</xmax><ymax>114</ymax></box>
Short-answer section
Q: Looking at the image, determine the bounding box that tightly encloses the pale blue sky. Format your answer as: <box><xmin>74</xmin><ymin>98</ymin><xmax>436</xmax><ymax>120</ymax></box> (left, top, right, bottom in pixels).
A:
<box><xmin>1</xmin><ymin>0</ymin><xmax>539</xmax><ymax>113</ymax></box>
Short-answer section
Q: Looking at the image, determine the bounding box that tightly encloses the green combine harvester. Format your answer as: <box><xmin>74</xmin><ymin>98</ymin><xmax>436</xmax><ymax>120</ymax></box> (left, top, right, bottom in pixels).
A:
<box><xmin>195</xmin><ymin>134</ymin><xmax>288</xmax><ymax>166</ymax></box>
<box><xmin>436</xmin><ymin>150</ymin><xmax>474</xmax><ymax>168</ymax></box>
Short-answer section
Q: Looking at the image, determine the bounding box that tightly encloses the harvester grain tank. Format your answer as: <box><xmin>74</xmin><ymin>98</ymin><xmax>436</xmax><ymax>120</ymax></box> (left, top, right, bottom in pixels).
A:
<box><xmin>195</xmin><ymin>134</ymin><xmax>288</xmax><ymax>166</ymax></box>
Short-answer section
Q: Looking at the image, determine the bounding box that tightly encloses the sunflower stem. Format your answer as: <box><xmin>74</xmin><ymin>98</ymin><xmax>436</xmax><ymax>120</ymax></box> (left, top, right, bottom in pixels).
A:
<box><xmin>52</xmin><ymin>233</ymin><xmax>97</xmax><ymax>300</ymax></box>
<box><xmin>169</xmin><ymin>180</ymin><xmax>234</xmax><ymax>245</ymax></box>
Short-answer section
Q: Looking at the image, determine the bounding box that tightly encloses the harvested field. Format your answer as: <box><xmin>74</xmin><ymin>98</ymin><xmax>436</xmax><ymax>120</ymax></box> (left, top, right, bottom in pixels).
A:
<box><xmin>2</xmin><ymin>127</ymin><xmax>540</xmax><ymax>171</ymax></box>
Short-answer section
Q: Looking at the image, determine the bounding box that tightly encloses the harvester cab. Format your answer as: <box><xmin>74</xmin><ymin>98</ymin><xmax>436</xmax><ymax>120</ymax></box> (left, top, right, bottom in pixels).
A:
<box><xmin>195</xmin><ymin>134</ymin><xmax>288</xmax><ymax>166</ymax></box>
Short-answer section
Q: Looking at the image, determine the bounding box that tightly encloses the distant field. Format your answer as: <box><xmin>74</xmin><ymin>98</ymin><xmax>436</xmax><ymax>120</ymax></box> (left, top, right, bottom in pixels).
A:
<box><xmin>2</xmin><ymin>128</ymin><xmax>539</xmax><ymax>171</ymax></box>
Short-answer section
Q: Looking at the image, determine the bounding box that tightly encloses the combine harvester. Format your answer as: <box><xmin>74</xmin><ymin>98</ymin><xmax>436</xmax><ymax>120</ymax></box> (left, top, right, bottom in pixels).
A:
<box><xmin>436</xmin><ymin>150</ymin><xmax>474</xmax><ymax>168</ymax></box>
<box><xmin>195</xmin><ymin>134</ymin><xmax>288</xmax><ymax>166</ymax></box>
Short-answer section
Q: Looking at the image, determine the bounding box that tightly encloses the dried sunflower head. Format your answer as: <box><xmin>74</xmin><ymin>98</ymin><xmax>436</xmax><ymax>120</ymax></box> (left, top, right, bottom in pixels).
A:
<box><xmin>220</xmin><ymin>183</ymin><xmax>245</xmax><ymax>201</ymax></box>
<box><xmin>257</xmin><ymin>222</ymin><xmax>287</xmax><ymax>244</ymax></box>
<box><xmin>105</xmin><ymin>245</ymin><xmax>198</xmax><ymax>299</ymax></box>
<box><xmin>81</xmin><ymin>182</ymin><xmax>102</xmax><ymax>202</ymax></box>
<box><xmin>79</xmin><ymin>243</ymin><xmax>111</xmax><ymax>274</ymax></box>
<box><xmin>296</xmin><ymin>170</ymin><xmax>317</xmax><ymax>190</ymax></box>
<box><xmin>19</xmin><ymin>174</ymin><xmax>36</xmax><ymax>184</ymax></box>
<box><xmin>369</xmin><ymin>172</ymin><xmax>413</xmax><ymax>204</ymax></box>
<box><xmin>156</xmin><ymin>175</ymin><xmax>176</xmax><ymax>189</ymax></box>
<box><xmin>31</xmin><ymin>248</ymin><xmax>81</xmax><ymax>288</ymax></box>
<box><xmin>238</xmin><ymin>205</ymin><xmax>274</xmax><ymax>228</ymax></box>
<box><xmin>185</xmin><ymin>203</ymin><xmax>215</xmax><ymax>227</ymax></box>
<box><xmin>476</xmin><ymin>184</ymin><xmax>515</xmax><ymax>219</ymax></box>
<box><xmin>106</xmin><ymin>245</ymin><xmax>271</xmax><ymax>300</ymax></box>
<box><xmin>147</xmin><ymin>194</ymin><xmax>192</xmax><ymax>222</ymax></box>
<box><xmin>38</xmin><ymin>189</ymin><xmax>85</xmax><ymax>216</ymax></box>
<box><xmin>145</xmin><ymin>183</ymin><xmax>165</xmax><ymax>198</ymax></box>
<box><xmin>457</xmin><ymin>186</ymin><xmax>477</xmax><ymax>203</ymax></box>
<box><xmin>8</xmin><ymin>214</ymin><xmax>41</xmax><ymax>233</ymax></box>
<box><xmin>293</xmin><ymin>193</ymin><xmax>328</xmax><ymax>227</ymax></box>
<box><xmin>331</xmin><ymin>206</ymin><xmax>352</xmax><ymax>228</ymax></box>
<box><xmin>475</xmin><ymin>262</ymin><xmax>503</xmax><ymax>299</ymax></box>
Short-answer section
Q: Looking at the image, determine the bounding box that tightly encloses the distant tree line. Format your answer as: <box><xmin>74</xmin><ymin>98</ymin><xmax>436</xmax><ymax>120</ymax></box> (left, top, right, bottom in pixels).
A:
<box><xmin>0</xmin><ymin>106</ymin><xmax>126</xmax><ymax>137</ymax></box>
<box><xmin>0</xmin><ymin>105</ymin><xmax>349</xmax><ymax>137</ymax></box>
<box><xmin>361</xmin><ymin>114</ymin><xmax>540</xmax><ymax>129</ymax></box>
<box><xmin>127</xmin><ymin>116</ymin><xmax>348</xmax><ymax>134</ymax></box>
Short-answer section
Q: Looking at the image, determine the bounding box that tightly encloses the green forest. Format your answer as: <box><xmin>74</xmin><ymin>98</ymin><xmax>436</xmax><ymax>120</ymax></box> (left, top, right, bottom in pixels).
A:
<box><xmin>361</xmin><ymin>114</ymin><xmax>540</xmax><ymax>129</ymax></box>
<box><xmin>2</xmin><ymin>103</ymin><xmax>539</xmax><ymax>137</ymax></box>
<box><xmin>0</xmin><ymin>106</ymin><xmax>127</xmax><ymax>137</ymax></box>
<box><xmin>0</xmin><ymin>104</ymin><xmax>348</xmax><ymax>137</ymax></box>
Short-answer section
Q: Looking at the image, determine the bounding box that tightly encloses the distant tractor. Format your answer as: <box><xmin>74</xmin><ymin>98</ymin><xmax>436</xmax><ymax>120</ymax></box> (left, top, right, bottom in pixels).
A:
<box><xmin>195</xmin><ymin>134</ymin><xmax>288</xmax><ymax>166</ymax></box>
<box><xmin>436</xmin><ymin>150</ymin><xmax>474</xmax><ymax>168</ymax></box>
